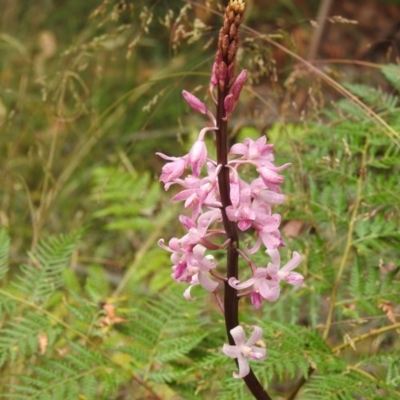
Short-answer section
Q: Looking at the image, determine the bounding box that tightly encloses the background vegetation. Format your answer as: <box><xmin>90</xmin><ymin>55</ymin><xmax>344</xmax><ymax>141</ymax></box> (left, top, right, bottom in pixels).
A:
<box><xmin>0</xmin><ymin>0</ymin><xmax>399</xmax><ymax>398</ymax></box>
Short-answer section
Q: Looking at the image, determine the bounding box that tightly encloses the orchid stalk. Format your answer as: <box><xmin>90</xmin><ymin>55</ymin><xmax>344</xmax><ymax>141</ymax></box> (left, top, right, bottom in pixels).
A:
<box><xmin>157</xmin><ymin>1</ymin><xmax>303</xmax><ymax>398</ymax></box>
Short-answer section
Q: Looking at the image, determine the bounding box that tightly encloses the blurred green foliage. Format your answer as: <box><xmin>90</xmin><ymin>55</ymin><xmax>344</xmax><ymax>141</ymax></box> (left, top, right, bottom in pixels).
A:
<box><xmin>0</xmin><ymin>0</ymin><xmax>400</xmax><ymax>399</ymax></box>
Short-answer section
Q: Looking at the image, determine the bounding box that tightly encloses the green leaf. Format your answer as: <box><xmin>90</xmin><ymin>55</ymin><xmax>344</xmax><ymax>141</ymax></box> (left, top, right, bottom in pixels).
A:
<box><xmin>0</xmin><ymin>229</ymin><xmax>10</xmax><ymax>281</ymax></box>
<box><xmin>12</xmin><ymin>233</ymin><xmax>80</xmax><ymax>302</ymax></box>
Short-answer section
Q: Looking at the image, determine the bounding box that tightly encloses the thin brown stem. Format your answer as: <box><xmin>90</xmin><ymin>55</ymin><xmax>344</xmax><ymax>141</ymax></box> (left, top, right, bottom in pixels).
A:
<box><xmin>332</xmin><ymin>322</ymin><xmax>400</xmax><ymax>354</ymax></box>
<box><xmin>216</xmin><ymin>83</ymin><xmax>240</xmax><ymax>334</ymax></box>
<box><xmin>306</xmin><ymin>0</ymin><xmax>333</xmax><ymax>61</ymax></box>
<box><xmin>286</xmin><ymin>367</ymin><xmax>314</xmax><ymax>400</ymax></box>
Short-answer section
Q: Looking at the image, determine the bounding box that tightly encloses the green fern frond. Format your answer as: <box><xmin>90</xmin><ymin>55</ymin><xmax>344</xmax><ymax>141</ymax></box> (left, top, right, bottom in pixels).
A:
<box><xmin>147</xmin><ymin>366</ymin><xmax>188</xmax><ymax>384</ymax></box>
<box><xmin>4</xmin><ymin>342</ymin><xmax>123</xmax><ymax>400</ymax></box>
<box><xmin>385</xmin><ymin>355</ymin><xmax>400</xmax><ymax>386</ymax></box>
<box><xmin>0</xmin><ymin>229</ymin><xmax>10</xmax><ymax>281</ymax></box>
<box><xmin>0</xmin><ymin>296</ymin><xmax>16</xmax><ymax>320</ymax></box>
<box><xmin>121</xmin><ymin>291</ymin><xmax>209</xmax><ymax>369</ymax></box>
<box><xmin>12</xmin><ymin>233</ymin><xmax>80</xmax><ymax>302</ymax></box>
<box><xmin>342</xmin><ymin>259</ymin><xmax>399</xmax><ymax>320</ymax></box>
<box><xmin>106</xmin><ymin>215</ymin><xmax>155</xmax><ymax>231</ymax></box>
<box><xmin>90</xmin><ymin>166</ymin><xmax>161</xmax><ymax>232</ymax></box>
<box><xmin>234</xmin><ymin>321</ymin><xmax>341</xmax><ymax>392</ymax></box>
<box><xmin>382</xmin><ymin>64</ymin><xmax>400</xmax><ymax>93</ymax></box>
<box><xmin>344</xmin><ymin>83</ymin><xmax>399</xmax><ymax>113</ymax></box>
<box><xmin>216</xmin><ymin>376</ymin><xmax>248</xmax><ymax>400</ymax></box>
<box><xmin>303</xmin><ymin>369</ymin><xmax>400</xmax><ymax>400</ymax></box>
<box><xmin>0</xmin><ymin>313</ymin><xmax>51</xmax><ymax>367</ymax></box>
<box><xmin>84</xmin><ymin>265</ymin><xmax>110</xmax><ymax>303</ymax></box>
<box><xmin>127</xmin><ymin>246</ymin><xmax>173</xmax><ymax>292</ymax></box>
<box><xmin>357</xmin><ymin>352</ymin><xmax>400</xmax><ymax>389</ymax></box>
<box><xmin>64</xmin><ymin>290</ymin><xmax>100</xmax><ymax>329</ymax></box>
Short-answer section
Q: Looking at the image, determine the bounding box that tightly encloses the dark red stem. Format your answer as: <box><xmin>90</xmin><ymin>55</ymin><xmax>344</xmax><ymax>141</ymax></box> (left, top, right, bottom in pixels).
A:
<box><xmin>216</xmin><ymin>87</ymin><xmax>272</xmax><ymax>400</ymax></box>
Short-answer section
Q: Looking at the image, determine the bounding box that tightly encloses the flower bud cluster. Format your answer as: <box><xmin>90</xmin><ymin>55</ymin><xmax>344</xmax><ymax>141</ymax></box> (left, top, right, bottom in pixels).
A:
<box><xmin>211</xmin><ymin>0</ymin><xmax>246</xmax><ymax>92</ymax></box>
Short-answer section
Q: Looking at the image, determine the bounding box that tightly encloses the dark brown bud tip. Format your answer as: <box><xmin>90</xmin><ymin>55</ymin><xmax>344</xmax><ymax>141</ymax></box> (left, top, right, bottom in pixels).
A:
<box><xmin>215</xmin><ymin>0</ymin><xmax>246</xmax><ymax>91</ymax></box>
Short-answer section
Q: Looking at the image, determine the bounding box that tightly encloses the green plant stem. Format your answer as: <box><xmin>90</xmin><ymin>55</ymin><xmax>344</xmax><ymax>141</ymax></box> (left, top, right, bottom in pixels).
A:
<box><xmin>32</xmin><ymin>122</ymin><xmax>59</xmax><ymax>250</ymax></box>
<box><xmin>322</xmin><ymin>140</ymin><xmax>368</xmax><ymax>341</ymax></box>
<box><xmin>216</xmin><ymin>86</ymin><xmax>272</xmax><ymax>400</ymax></box>
<box><xmin>332</xmin><ymin>322</ymin><xmax>400</xmax><ymax>353</ymax></box>
<box><xmin>348</xmin><ymin>366</ymin><xmax>400</xmax><ymax>398</ymax></box>
<box><xmin>0</xmin><ymin>288</ymin><xmax>90</xmax><ymax>343</ymax></box>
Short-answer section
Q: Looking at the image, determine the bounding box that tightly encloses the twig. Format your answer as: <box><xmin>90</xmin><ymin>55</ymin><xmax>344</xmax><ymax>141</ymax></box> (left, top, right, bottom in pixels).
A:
<box><xmin>333</xmin><ymin>322</ymin><xmax>400</xmax><ymax>354</ymax></box>
<box><xmin>307</xmin><ymin>0</ymin><xmax>333</xmax><ymax>61</ymax></box>
<box><xmin>286</xmin><ymin>367</ymin><xmax>313</xmax><ymax>400</ymax></box>
<box><xmin>322</xmin><ymin>139</ymin><xmax>368</xmax><ymax>341</ymax></box>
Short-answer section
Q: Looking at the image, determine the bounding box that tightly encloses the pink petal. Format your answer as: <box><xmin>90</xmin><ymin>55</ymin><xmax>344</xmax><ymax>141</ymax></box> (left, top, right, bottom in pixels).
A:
<box><xmin>257</xmin><ymin>190</ymin><xmax>286</xmax><ymax>204</ymax></box>
<box><xmin>260</xmin><ymin>230</ymin><xmax>282</xmax><ymax>250</ymax></box>
<box><xmin>257</xmin><ymin>167</ymin><xmax>285</xmax><ymax>185</ymax></box>
<box><xmin>258</xmin><ymin>280</ymin><xmax>280</xmax><ymax>302</ymax></box>
<box><xmin>189</xmin><ymin>140</ymin><xmax>207</xmax><ymax>177</ymax></box>
<box><xmin>192</xmin><ymin>244</ymin><xmax>206</xmax><ymax>259</ymax></box>
<box><xmin>271</xmin><ymin>162</ymin><xmax>291</xmax><ymax>172</ymax></box>
<box><xmin>245</xmin><ymin>326</ymin><xmax>263</xmax><ymax>347</ymax></box>
<box><xmin>253</xmin><ymin>268</ymin><xmax>268</xmax><ymax>280</ymax></box>
<box><xmin>184</xmin><ymin>193</ymin><xmax>198</xmax><ymax>209</ymax></box>
<box><xmin>267</xmin><ymin>249</ymin><xmax>281</xmax><ymax>266</ymax></box>
<box><xmin>158</xmin><ymin>158</ymin><xmax>186</xmax><ymax>183</ymax></box>
<box><xmin>252</xmin><ymin>136</ymin><xmax>265</xmax><ymax>145</ymax></box>
<box><xmin>183</xmin><ymin>284</ymin><xmax>197</xmax><ymax>300</ymax></box>
<box><xmin>157</xmin><ymin>238</ymin><xmax>168</xmax><ymax>251</ymax></box>
<box><xmin>230</xmin><ymin>325</ymin><xmax>246</xmax><ymax>346</ymax></box>
<box><xmin>225</xmin><ymin>206</ymin><xmax>239</xmax><ymax>221</ymax></box>
<box><xmin>198</xmin><ymin>271</ymin><xmax>218</xmax><ymax>292</ymax></box>
<box><xmin>228</xmin><ymin>276</ymin><xmax>255</xmax><ymax>290</ymax></box>
<box><xmin>179</xmin><ymin>215</ymin><xmax>195</xmax><ymax>230</ymax></box>
<box><xmin>281</xmin><ymin>251</ymin><xmax>302</xmax><ymax>272</ymax></box>
<box><xmin>249</xmin><ymin>347</ymin><xmax>266</xmax><ymax>360</ymax></box>
<box><xmin>230</xmin><ymin>143</ymin><xmax>248</xmax><ymax>155</ymax></box>
<box><xmin>171</xmin><ymin>189</ymin><xmax>194</xmax><ymax>202</ymax></box>
<box><xmin>257</xmin><ymin>214</ymin><xmax>281</xmax><ymax>231</ymax></box>
<box><xmin>172</xmin><ymin>260</ymin><xmax>187</xmax><ymax>280</ymax></box>
<box><xmin>250</xmin><ymin>291</ymin><xmax>263</xmax><ymax>309</ymax></box>
<box><xmin>285</xmin><ymin>271</ymin><xmax>304</xmax><ymax>286</ymax></box>
<box><xmin>222</xmin><ymin>344</ymin><xmax>241</xmax><ymax>359</ymax></box>
<box><xmin>234</xmin><ymin>354</ymin><xmax>250</xmax><ymax>378</ymax></box>
<box><xmin>238</xmin><ymin>219</ymin><xmax>251</xmax><ymax>231</ymax></box>
<box><xmin>246</xmin><ymin>236</ymin><xmax>262</xmax><ymax>254</ymax></box>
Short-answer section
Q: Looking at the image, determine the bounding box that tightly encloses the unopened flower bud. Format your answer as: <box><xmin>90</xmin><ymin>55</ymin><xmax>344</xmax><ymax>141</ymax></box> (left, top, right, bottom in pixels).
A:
<box><xmin>231</xmin><ymin>69</ymin><xmax>247</xmax><ymax>100</ymax></box>
<box><xmin>182</xmin><ymin>90</ymin><xmax>207</xmax><ymax>114</ymax></box>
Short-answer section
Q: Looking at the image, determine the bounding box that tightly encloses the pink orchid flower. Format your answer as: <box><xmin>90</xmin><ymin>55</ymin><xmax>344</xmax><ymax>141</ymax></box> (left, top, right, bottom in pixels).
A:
<box><xmin>222</xmin><ymin>325</ymin><xmax>266</xmax><ymax>378</ymax></box>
